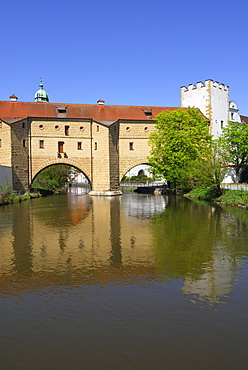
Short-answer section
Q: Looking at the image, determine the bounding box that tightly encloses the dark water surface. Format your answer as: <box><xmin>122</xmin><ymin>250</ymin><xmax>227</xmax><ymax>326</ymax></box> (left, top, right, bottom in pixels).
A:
<box><xmin>0</xmin><ymin>191</ymin><xmax>248</xmax><ymax>369</ymax></box>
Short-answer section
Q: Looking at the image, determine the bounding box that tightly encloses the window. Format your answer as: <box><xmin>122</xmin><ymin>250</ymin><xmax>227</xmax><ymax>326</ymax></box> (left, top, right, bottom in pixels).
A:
<box><xmin>55</xmin><ymin>125</ymin><xmax>60</xmax><ymax>130</ymax></box>
<box><xmin>0</xmin><ymin>139</ymin><xmax>2</xmax><ymax>147</ymax></box>
<box><xmin>58</xmin><ymin>142</ymin><xmax>64</xmax><ymax>153</ymax></box>
<box><xmin>22</xmin><ymin>122</ymin><xmax>25</xmax><ymax>128</ymax></box>
<box><xmin>144</xmin><ymin>127</ymin><xmax>149</xmax><ymax>132</ymax></box>
<box><xmin>23</xmin><ymin>139</ymin><xmax>26</xmax><ymax>147</ymax></box>
<box><xmin>78</xmin><ymin>142</ymin><xmax>82</xmax><ymax>150</ymax></box>
<box><xmin>39</xmin><ymin>124</ymin><xmax>44</xmax><ymax>130</ymax></box>
<box><xmin>143</xmin><ymin>109</ymin><xmax>152</xmax><ymax>118</ymax></box>
<box><xmin>39</xmin><ymin>140</ymin><xmax>44</xmax><ymax>149</ymax></box>
<box><xmin>221</xmin><ymin>120</ymin><xmax>224</xmax><ymax>128</ymax></box>
<box><xmin>80</xmin><ymin>126</ymin><xmax>84</xmax><ymax>132</ymax></box>
<box><xmin>57</xmin><ymin>108</ymin><xmax>66</xmax><ymax>114</ymax></box>
<box><xmin>95</xmin><ymin>142</ymin><xmax>97</xmax><ymax>150</ymax></box>
<box><xmin>96</xmin><ymin>125</ymin><xmax>99</xmax><ymax>132</ymax></box>
<box><xmin>126</xmin><ymin>127</ymin><xmax>130</xmax><ymax>132</ymax></box>
<box><xmin>129</xmin><ymin>142</ymin><xmax>134</xmax><ymax>150</ymax></box>
<box><xmin>231</xmin><ymin>113</ymin><xmax>234</xmax><ymax>120</ymax></box>
<box><xmin>65</xmin><ymin>126</ymin><xmax>69</xmax><ymax>136</ymax></box>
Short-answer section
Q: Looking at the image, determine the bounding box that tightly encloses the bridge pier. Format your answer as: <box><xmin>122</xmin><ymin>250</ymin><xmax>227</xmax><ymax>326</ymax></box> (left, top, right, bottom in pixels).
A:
<box><xmin>89</xmin><ymin>190</ymin><xmax>122</xmax><ymax>196</ymax></box>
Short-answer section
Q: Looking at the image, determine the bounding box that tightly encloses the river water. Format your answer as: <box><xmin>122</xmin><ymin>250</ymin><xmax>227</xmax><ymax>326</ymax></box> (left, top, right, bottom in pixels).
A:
<box><xmin>0</xmin><ymin>189</ymin><xmax>248</xmax><ymax>369</ymax></box>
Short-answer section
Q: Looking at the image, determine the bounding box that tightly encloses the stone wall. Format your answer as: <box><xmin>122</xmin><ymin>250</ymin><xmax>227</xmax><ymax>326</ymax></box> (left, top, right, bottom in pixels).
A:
<box><xmin>5</xmin><ymin>116</ymin><xmax>158</xmax><ymax>193</ymax></box>
<box><xmin>0</xmin><ymin>120</ymin><xmax>12</xmax><ymax>187</ymax></box>
<box><xmin>118</xmin><ymin>119</ymin><xmax>156</xmax><ymax>180</ymax></box>
<box><xmin>109</xmin><ymin>122</ymin><xmax>120</xmax><ymax>190</ymax></box>
<box><xmin>11</xmin><ymin>119</ymin><xmax>29</xmax><ymax>192</ymax></box>
<box><xmin>30</xmin><ymin>118</ymin><xmax>92</xmax><ymax>182</ymax></box>
<box><xmin>91</xmin><ymin>121</ymin><xmax>110</xmax><ymax>191</ymax></box>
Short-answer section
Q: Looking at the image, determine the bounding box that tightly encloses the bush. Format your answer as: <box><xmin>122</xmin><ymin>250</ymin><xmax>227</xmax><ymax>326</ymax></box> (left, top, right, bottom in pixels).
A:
<box><xmin>218</xmin><ymin>189</ymin><xmax>248</xmax><ymax>207</ymax></box>
<box><xmin>186</xmin><ymin>186</ymin><xmax>222</xmax><ymax>201</ymax></box>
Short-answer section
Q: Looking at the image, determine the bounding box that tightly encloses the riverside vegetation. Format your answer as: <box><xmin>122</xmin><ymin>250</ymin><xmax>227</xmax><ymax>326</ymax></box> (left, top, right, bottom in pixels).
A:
<box><xmin>185</xmin><ymin>186</ymin><xmax>248</xmax><ymax>208</ymax></box>
<box><xmin>148</xmin><ymin>108</ymin><xmax>248</xmax><ymax>208</ymax></box>
<box><xmin>0</xmin><ymin>181</ymin><xmax>41</xmax><ymax>206</ymax></box>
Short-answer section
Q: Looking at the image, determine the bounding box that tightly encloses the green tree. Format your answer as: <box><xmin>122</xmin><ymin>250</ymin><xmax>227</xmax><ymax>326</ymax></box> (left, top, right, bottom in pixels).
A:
<box><xmin>148</xmin><ymin>108</ymin><xmax>212</xmax><ymax>193</ymax></box>
<box><xmin>32</xmin><ymin>165</ymin><xmax>70</xmax><ymax>192</ymax></box>
<box><xmin>219</xmin><ymin>120</ymin><xmax>248</xmax><ymax>182</ymax></box>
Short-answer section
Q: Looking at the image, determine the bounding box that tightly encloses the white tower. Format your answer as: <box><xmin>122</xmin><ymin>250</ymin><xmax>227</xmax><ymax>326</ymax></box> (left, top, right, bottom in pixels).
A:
<box><xmin>180</xmin><ymin>80</ymin><xmax>229</xmax><ymax>139</ymax></box>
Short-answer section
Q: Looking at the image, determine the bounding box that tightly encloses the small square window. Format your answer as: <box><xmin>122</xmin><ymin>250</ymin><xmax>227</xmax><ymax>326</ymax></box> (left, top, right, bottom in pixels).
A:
<box><xmin>78</xmin><ymin>142</ymin><xmax>82</xmax><ymax>150</ymax></box>
<box><xmin>39</xmin><ymin>140</ymin><xmax>44</xmax><ymax>149</ymax></box>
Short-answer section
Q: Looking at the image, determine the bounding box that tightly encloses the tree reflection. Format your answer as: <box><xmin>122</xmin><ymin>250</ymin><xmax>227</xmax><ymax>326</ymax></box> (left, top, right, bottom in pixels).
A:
<box><xmin>151</xmin><ymin>196</ymin><xmax>247</xmax><ymax>303</ymax></box>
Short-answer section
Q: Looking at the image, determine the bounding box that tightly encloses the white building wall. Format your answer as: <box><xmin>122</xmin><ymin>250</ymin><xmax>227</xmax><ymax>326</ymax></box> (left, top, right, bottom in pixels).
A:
<box><xmin>229</xmin><ymin>101</ymin><xmax>241</xmax><ymax>122</ymax></box>
<box><xmin>210</xmin><ymin>81</ymin><xmax>229</xmax><ymax>138</ymax></box>
<box><xmin>180</xmin><ymin>81</ymin><xmax>209</xmax><ymax>117</ymax></box>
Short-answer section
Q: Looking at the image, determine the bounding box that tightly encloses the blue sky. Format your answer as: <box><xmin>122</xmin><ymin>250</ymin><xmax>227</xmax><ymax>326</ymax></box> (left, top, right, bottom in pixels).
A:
<box><xmin>1</xmin><ymin>0</ymin><xmax>248</xmax><ymax>113</ymax></box>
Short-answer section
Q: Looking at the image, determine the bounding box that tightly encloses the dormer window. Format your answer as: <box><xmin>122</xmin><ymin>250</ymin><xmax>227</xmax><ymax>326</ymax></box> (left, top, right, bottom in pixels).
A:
<box><xmin>56</xmin><ymin>106</ymin><xmax>67</xmax><ymax>116</ymax></box>
<box><xmin>58</xmin><ymin>108</ymin><xmax>66</xmax><ymax>114</ymax></box>
<box><xmin>143</xmin><ymin>109</ymin><xmax>153</xmax><ymax>118</ymax></box>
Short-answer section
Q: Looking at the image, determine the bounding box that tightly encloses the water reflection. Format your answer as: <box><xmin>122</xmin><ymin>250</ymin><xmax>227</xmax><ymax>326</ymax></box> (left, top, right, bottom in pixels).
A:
<box><xmin>0</xmin><ymin>193</ymin><xmax>247</xmax><ymax>305</ymax></box>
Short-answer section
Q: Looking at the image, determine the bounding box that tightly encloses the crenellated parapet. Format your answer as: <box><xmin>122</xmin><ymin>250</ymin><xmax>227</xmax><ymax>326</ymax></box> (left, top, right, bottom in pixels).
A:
<box><xmin>181</xmin><ymin>79</ymin><xmax>229</xmax><ymax>93</ymax></box>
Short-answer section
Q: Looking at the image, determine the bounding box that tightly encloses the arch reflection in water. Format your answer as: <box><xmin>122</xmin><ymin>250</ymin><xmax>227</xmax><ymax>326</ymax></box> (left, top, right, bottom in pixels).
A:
<box><xmin>0</xmin><ymin>193</ymin><xmax>247</xmax><ymax>306</ymax></box>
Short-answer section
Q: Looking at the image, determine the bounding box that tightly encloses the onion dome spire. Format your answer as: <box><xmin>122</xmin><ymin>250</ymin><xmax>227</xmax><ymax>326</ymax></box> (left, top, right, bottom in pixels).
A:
<box><xmin>34</xmin><ymin>78</ymin><xmax>49</xmax><ymax>102</ymax></box>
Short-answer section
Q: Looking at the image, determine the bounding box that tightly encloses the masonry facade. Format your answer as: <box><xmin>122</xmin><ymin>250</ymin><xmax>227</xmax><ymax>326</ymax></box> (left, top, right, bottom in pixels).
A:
<box><xmin>0</xmin><ymin>99</ymin><xmax>181</xmax><ymax>194</ymax></box>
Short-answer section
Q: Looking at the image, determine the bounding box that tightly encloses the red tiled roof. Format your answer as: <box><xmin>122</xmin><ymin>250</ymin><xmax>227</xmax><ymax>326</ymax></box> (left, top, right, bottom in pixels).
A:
<box><xmin>240</xmin><ymin>115</ymin><xmax>248</xmax><ymax>124</ymax></box>
<box><xmin>0</xmin><ymin>100</ymin><xmax>182</xmax><ymax>123</ymax></box>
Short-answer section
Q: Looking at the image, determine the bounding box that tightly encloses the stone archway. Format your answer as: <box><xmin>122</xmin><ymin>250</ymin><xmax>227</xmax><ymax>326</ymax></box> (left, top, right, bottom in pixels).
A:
<box><xmin>31</xmin><ymin>158</ymin><xmax>91</xmax><ymax>185</ymax></box>
<box><xmin>119</xmin><ymin>158</ymin><xmax>151</xmax><ymax>182</ymax></box>
<box><xmin>31</xmin><ymin>159</ymin><xmax>91</xmax><ymax>190</ymax></box>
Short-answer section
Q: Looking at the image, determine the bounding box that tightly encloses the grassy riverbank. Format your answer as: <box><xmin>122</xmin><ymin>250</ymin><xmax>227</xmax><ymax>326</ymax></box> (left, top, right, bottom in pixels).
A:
<box><xmin>0</xmin><ymin>190</ymin><xmax>41</xmax><ymax>206</ymax></box>
<box><xmin>185</xmin><ymin>186</ymin><xmax>248</xmax><ymax>208</ymax></box>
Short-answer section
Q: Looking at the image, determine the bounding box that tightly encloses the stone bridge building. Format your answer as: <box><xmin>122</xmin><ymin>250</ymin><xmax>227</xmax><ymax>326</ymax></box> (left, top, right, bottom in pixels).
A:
<box><xmin>2</xmin><ymin>79</ymin><xmax>246</xmax><ymax>194</ymax></box>
<box><xmin>0</xmin><ymin>84</ymin><xmax>181</xmax><ymax>194</ymax></box>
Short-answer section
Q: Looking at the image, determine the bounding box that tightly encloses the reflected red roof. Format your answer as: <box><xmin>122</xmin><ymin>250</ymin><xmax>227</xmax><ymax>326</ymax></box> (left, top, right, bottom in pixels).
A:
<box><xmin>0</xmin><ymin>100</ymin><xmax>182</xmax><ymax>124</ymax></box>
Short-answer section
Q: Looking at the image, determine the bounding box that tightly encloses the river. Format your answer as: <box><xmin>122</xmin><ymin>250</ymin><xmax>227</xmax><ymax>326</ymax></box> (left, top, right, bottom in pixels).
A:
<box><xmin>0</xmin><ymin>190</ymin><xmax>248</xmax><ymax>369</ymax></box>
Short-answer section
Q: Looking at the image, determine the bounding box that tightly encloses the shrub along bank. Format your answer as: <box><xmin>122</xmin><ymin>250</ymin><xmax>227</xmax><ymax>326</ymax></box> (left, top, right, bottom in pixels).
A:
<box><xmin>0</xmin><ymin>189</ymin><xmax>41</xmax><ymax>206</ymax></box>
<box><xmin>185</xmin><ymin>186</ymin><xmax>248</xmax><ymax>208</ymax></box>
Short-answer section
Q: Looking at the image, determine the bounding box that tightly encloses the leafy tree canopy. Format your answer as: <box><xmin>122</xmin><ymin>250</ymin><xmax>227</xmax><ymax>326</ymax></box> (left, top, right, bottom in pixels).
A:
<box><xmin>219</xmin><ymin>120</ymin><xmax>248</xmax><ymax>180</ymax></box>
<box><xmin>32</xmin><ymin>165</ymin><xmax>71</xmax><ymax>192</ymax></box>
<box><xmin>148</xmin><ymin>107</ymin><xmax>212</xmax><ymax>192</ymax></box>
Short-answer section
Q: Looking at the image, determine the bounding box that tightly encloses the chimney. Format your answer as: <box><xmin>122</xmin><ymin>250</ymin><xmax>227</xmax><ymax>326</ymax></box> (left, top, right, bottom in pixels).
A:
<box><xmin>97</xmin><ymin>99</ymin><xmax>105</xmax><ymax>105</ymax></box>
<box><xmin>9</xmin><ymin>94</ymin><xmax>18</xmax><ymax>102</ymax></box>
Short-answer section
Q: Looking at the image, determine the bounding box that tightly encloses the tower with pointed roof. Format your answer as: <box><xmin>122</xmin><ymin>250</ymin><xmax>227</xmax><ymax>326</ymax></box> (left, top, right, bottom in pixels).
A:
<box><xmin>34</xmin><ymin>79</ymin><xmax>49</xmax><ymax>102</ymax></box>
